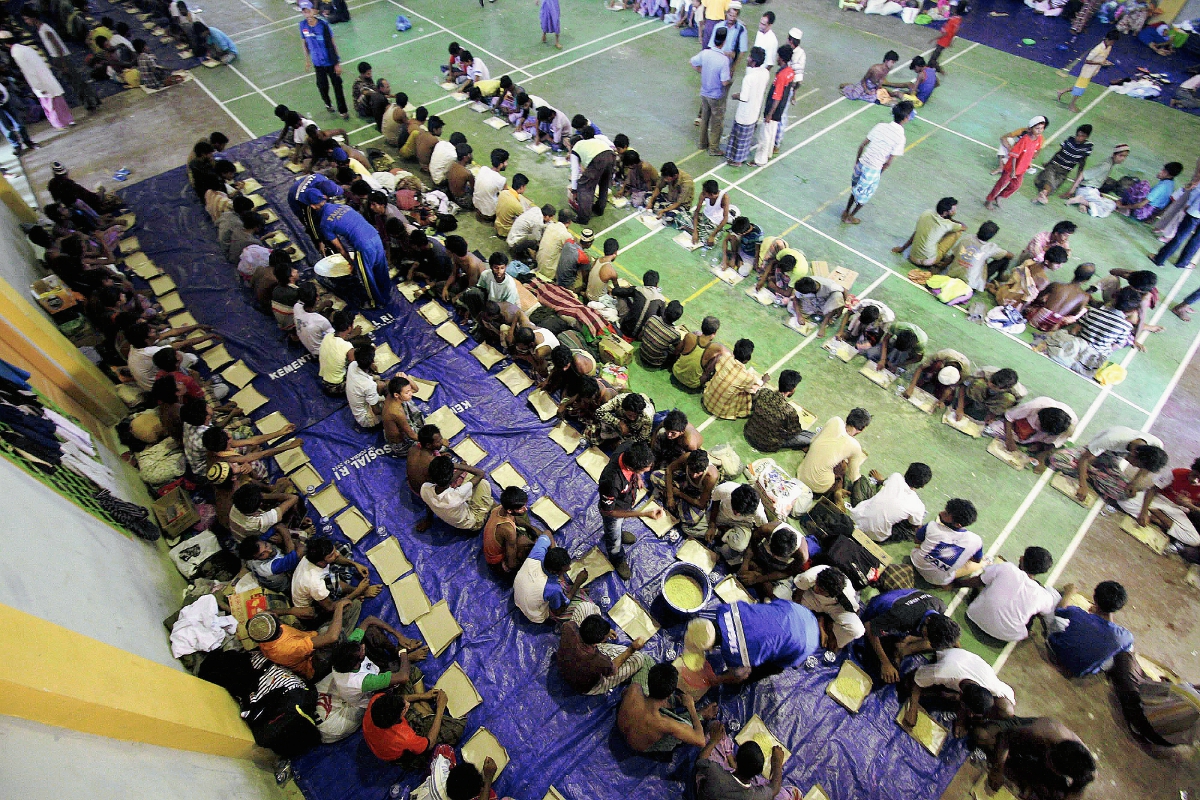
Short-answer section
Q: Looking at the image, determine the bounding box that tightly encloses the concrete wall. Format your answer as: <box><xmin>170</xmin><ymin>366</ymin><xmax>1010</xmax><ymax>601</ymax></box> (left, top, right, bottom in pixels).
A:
<box><xmin>0</xmin><ymin>716</ymin><xmax>285</xmax><ymax>800</ymax></box>
<box><xmin>0</xmin><ymin>458</ymin><xmax>186</xmax><ymax>670</ymax></box>
<box><xmin>0</xmin><ymin>181</ymin><xmax>46</xmax><ymax>310</ymax></box>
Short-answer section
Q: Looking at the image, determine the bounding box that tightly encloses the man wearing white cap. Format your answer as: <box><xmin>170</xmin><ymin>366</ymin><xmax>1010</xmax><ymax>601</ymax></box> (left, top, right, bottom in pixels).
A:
<box><xmin>774</xmin><ymin>28</ymin><xmax>806</xmax><ymax>152</ymax></box>
<box><xmin>3</xmin><ymin>31</ymin><xmax>73</xmax><ymax>128</ymax></box>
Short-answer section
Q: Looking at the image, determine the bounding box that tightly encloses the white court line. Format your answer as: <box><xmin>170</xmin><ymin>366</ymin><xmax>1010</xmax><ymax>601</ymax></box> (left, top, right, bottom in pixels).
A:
<box><xmin>519</xmin><ymin>19</ymin><xmax>657</xmax><ymax>71</ymax></box>
<box><xmin>227</xmin><ymin>62</ymin><xmax>278</xmax><ymax>106</ymax></box>
<box><xmin>230</xmin><ymin>0</ymin><xmax>384</xmax><ymax>41</ymax></box>
<box><xmin>224</xmin><ymin>29</ymin><xmax>445</xmax><ymax>100</ymax></box>
<box><xmin>233</xmin><ymin>0</ymin><xmax>275</xmax><ymax>23</ymax></box>
<box><xmin>521</xmin><ymin>21</ymin><xmax>671</xmax><ymax>83</ymax></box>
<box><xmin>912</xmin><ymin>114</ymin><xmax>992</xmax><ymax>150</ymax></box>
<box><xmin>715</xmin><ymin>177</ymin><xmax>1152</xmax><ymax>415</ymax></box>
<box><xmin>383</xmin><ymin>0</ymin><xmax>532</xmax><ymax>77</ymax></box>
<box><xmin>1045</xmin><ymin>86</ymin><xmax>1114</xmax><ymax>144</ymax></box>
<box><xmin>957</xmin><ymin>256</ymin><xmax>1198</xmax><ymax>629</ymax></box>
<box><xmin>190</xmin><ymin>70</ymin><xmax>256</xmax><ymax>139</ymax></box>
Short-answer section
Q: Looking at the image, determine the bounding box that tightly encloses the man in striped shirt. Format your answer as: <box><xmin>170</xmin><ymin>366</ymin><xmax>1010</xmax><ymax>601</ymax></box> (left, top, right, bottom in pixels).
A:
<box><xmin>1077</xmin><ymin>287</ymin><xmax>1140</xmax><ymax>360</ymax></box>
<box><xmin>639</xmin><ymin>300</ymin><xmax>685</xmax><ymax>369</ymax></box>
<box><xmin>1034</xmin><ymin>125</ymin><xmax>1093</xmax><ymax>204</ymax></box>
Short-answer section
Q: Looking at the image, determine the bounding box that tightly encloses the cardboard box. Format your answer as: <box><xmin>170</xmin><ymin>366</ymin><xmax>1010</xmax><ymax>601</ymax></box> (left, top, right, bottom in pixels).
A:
<box><xmin>152</xmin><ymin>486</ymin><xmax>199</xmax><ymax>538</ymax></box>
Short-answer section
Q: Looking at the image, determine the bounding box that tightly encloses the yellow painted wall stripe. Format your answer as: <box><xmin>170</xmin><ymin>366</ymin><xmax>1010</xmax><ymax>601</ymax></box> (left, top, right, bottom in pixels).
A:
<box><xmin>0</xmin><ymin>604</ymin><xmax>259</xmax><ymax>759</ymax></box>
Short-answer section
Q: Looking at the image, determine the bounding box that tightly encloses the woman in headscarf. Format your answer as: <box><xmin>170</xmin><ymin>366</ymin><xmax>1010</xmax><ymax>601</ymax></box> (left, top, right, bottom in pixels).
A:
<box><xmin>984</xmin><ymin>116</ymin><xmax>1046</xmax><ymax>210</ymax></box>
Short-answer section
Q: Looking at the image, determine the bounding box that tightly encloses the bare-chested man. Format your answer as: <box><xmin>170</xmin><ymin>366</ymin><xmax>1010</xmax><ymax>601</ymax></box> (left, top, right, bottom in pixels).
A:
<box><xmin>651</xmin><ymin>409</ymin><xmax>703</xmax><ymax>467</ymax></box>
<box><xmin>617</xmin><ymin>662</ymin><xmax>707</xmax><ymax>753</ymax></box>
<box><xmin>1024</xmin><ymin>263</ymin><xmax>1095</xmax><ymax>333</ymax></box>
<box><xmin>975</xmin><ymin>717</ymin><xmax>1095</xmax><ymax>800</ymax></box>
<box><xmin>383</xmin><ymin>376</ymin><xmax>424</xmax><ymax>457</ymax></box>
<box><xmin>478</xmin><ymin>300</ymin><xmax>531</xmax><ymax>349</ymax></box>
<box><xmin>406</xmin><ymin>425</ymin><xmax>444</xmax><ymax>495</ymax></box>
<box><xmin>481</xmin><ymin>486</ymin><xmax>545</xmax><ymax>577</ymax></box>
<box><xmin>443</xmin><ymin>234</ymin><xmax>486</xmax><ymax>301</ymax></box>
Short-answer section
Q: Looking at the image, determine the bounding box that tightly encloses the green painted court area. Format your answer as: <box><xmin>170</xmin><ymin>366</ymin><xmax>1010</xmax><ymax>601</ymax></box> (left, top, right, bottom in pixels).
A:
<box><xmin>201</xmin><ymin>0</ymin><xmax>1200</xmax><ymax>661</ymax></box>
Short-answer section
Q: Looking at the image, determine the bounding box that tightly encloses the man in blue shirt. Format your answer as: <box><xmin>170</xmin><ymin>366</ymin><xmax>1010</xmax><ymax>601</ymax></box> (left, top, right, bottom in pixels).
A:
<box><xmin>690</xmin><ymin>27</ymin><xmax>732</xmax><ymax>156</ymax></box>
<box><xmin>288</xmin><ymin>174</ymin><xmax>344</xmax><ymax>248</ymax></box>
<box><xmin>315</xmin><ymin>198</ymin><xmax>390</xmax><ymax>308</ymax></box>
<box><xmin>1152</xmin><ymin>185</ymin><xmax>1200</xmax><ymax>269</ymax></box>
<box><xmin>298</xmin><ymin>0</ymin><xmax>348</xmax><ymax>118</ymax></box>
<box><xmin>513</xmin><ymin>534</ymin><xmax>587</xmax><ymax>623</ymax></box>
<box><xmin>707</xmin><ymin>5</ymin><xmax>749</xmax><ymax>67</ymax></box>
<box><xmin>1045</xmin><ymin>580</ymin><xmax>1134</xmax><ymax>677</ymax></box>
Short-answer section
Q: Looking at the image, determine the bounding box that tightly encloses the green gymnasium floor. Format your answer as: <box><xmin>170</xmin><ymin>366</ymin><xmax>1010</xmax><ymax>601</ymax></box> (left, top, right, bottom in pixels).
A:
<box><xmin>196</xmin><ymin>0</ymin><xmax>1200</xmax><ymax>664</ymax></box>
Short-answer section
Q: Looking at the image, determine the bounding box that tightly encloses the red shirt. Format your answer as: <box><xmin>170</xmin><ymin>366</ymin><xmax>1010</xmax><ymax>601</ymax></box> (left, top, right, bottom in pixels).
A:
<box><xmin>1162</xmin><ymin>468</ymin><xmax>1200</xmax><ymax>508</ymax></box>
<box><xmin>158</xmin><ymin>370</ymin><xmax>205</xmax><ymax>400</ymax></box>
<box><xmin>937</xmin><ymin>16</ymin><xmax>962</xmax><ymax>48</ymax></box>
<box><xmin>362</xmin><ymin>695</ymin><xmax>429</xmax><ymax>761</ymax></box>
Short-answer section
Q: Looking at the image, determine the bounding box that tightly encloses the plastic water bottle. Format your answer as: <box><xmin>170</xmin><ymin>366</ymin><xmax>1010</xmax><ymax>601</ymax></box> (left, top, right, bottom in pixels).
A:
<box><xmin>822</xmin><ymin>650</ymin><xmax>837</xmax><ymax>664</ymax></box>
<box><xmin>804</xmin><ymin>655</ymin><xmax>819</xmax><ymax>670</ymax></box>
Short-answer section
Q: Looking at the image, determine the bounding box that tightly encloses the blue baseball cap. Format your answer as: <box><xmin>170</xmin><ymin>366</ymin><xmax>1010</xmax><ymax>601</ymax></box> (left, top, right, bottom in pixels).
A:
<box><xmin>298</xmin><ymin>1</ymin><xmax>314</xmax><ymax>9</ymax></box>
<box><xmin>300</xmin><ymin>188</ymin><xmax>327</xmax><ymax>205</ymax></box>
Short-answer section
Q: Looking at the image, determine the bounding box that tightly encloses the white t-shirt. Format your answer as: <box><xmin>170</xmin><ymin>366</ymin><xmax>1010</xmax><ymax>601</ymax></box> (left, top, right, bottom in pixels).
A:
<box><xmin>734</xmin><ymin>65</ymin><xmax>771</xmax><ymax>126</ymax></box>
<box><xmin>294</xmin><ymin>304</ymin><xmax>333</xmax><ymax>355</ymax></box>
<box><xmin>711</xmin><ymin>482</ymin><xmax>768</xmax><ymax>564</ymax></box>
<box><xmin>851</xmin><ymin>472</ymin><xmax>926</xmax><ymax>542</ymax></box>
<box><xmin>420</xmin><ymin>481</ymin><xmax>475</xmax><ymax>529</ymax></box>
<box><xmin>754</xmin><ymin>29</ymin><xmax>778</xmax><ymax>75</ymax></box>
<box><xmin>319</xmin><ymin>333</ymin><xmax>353</xmax><ymax>384</ymax></box>
<box><xmin>473</xmin><ymin>166</ymin><xmax>507</xmax><ymax>216</ymax></box>
<box><xmin>291</xmin><ymin>558</ymin><xmax>331</xmax><ymax>608</ymax></box>
<box><xmin>128</xmin><ymin>345</ymin><xmax>165</xmax><ymax>391</ymax></box>
<box><xmin>293</xmin><ymin>117</ymin><xmax>316</xmax><ymax>145</ymax></box>
<box><xmin>329</xmin><ymin>656</ymin><xmax>381</xmax><ymax>709</ymax></box>
<box><xmin>859</xmin><ymin>121</ymin><xmax>906</xmax><ymax>171</ymax></box>
<box><xmin>1085</xmin><ymin>426</ymin><xmax>1163</xmax><ymax>457</ymax></box>
<box><xmin>910</xmin><ymin>518</ymin><xmax>983</xmax><ymax>586</ymax></box>
<box><xmin>966</xmin><ymin>562</ymin><xmax>1059</xmax><ymax>642</ymax></box>
<box><xmin>914</xmin><ymin>648</ymin><xmax>1016</xmax><ymax>705</ymax></box>
<box><xmin>792</xmin><ymin>565</ymin><xmax>865</xmax><ymax>648</ymax></box>
<box><xmin>466</xmin><ymin>57</ymin><xmax>489</xmax><ymax>82</ymax></box>
<box><xmin>345</xmin><ymin>362</ymin><xmax>381</xmax><ymax>428</ymax></box>
<box><xmin>429</xmin><ymin>140</ymin><xmax>458</xmax><ymax>185</ymax></box>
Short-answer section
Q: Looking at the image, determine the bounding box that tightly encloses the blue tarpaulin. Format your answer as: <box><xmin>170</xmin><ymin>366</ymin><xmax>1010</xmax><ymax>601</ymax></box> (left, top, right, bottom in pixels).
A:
<box><xmin>120</xmin><ymin>135</ymin><xmax>965</xmax><ymax>800</ymax></box>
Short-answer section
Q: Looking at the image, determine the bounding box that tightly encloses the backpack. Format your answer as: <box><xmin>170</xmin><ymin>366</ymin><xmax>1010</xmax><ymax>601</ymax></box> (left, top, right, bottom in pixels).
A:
<box><xmin>818</xmin><ymin>535</ymin><xmax>881</xmax><ymax>590</ymax></box>
<box><xmin>803</xmin><ymin>498</ymin><xmax>855</xmax><ymax>544</ymax></box>
<box><xmin>245</xmin><ymin>684</ymin><xmax>321</xmax><ymax>757</ymax></box>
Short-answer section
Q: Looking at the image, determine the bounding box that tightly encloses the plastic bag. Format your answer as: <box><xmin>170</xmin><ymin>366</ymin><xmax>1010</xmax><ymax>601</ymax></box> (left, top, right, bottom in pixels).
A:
<box><xmin>747</xmin><ymin>457</ymin><xmax>813</xmax><ymax>518</ymax></box>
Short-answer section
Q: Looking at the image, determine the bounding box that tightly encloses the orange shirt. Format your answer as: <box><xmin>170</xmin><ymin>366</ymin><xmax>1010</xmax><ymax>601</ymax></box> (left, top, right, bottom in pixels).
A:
<box><xmin>257</xmin><ymin>626</ymin><xmax>317</xmax><ymax>679</ymax></box>
<box><xmin>362</xmin><ymin>695</ymin><xmax>430</xmax><ymax>761</ymax></box>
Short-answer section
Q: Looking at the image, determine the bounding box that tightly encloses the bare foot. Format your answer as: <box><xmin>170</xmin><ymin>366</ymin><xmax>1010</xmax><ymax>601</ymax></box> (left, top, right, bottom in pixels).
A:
<box><xmin>890</xmin><ymin>245</ymin><xmax>905</xmax><ymax>254</ymax></box>
<box><xmin>1173</xmin><ymin>305</ymin><xmax>1193</xmax><ymax>321</ymax></box>
<box><xmin>365</xmin><ymin>584</ymin><xmax>383</xmax><ymax>599</ymax></box>
<box><xmin>845</xmin><ymin>216</ymin><xmax>861</xmax><ymax>225</ymax></box>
